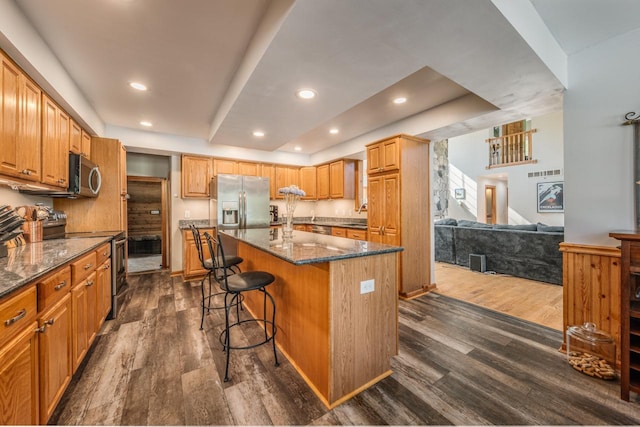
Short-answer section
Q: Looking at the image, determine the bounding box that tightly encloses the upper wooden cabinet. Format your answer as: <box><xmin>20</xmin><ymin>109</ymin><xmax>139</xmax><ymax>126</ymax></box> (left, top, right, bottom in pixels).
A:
<box><xmin>81</xmin><ymin>130</ymin><xmax>91</xmax><ymax>159</ymax></box>
<box><xmin>317</xmin><ymin>164</ymin><xmax>330</xmax><ymax>200</ymax></box>
<box><xmin>181</xmin><ymin>155</ymin><xmax>211</xmax><ymax>198</ymax></box>
<box><xmin>367</xmin><ymin>136</ymin><xmax>400</xmax><ymax>174</ymax></box>
<box><xmin>275</xmin><ymin>165</ymin><xmax>299</xmax><ymax>199</ymax></box>
<box><xmin>213</xmin><ymin>158</ymin><xmax>237</xmax><ymax>175</ymax></box>
<box><xmin>299</xmin><ymin>166</ymin><xmax>317</xmax><ymax>200</ymax></box>
<box><xmin>238</xmin><ymin>161</ymin><xmax>260</xmax><ymax>176</ymax></box>
<box><xmin>69</xmin><ymin>119</ymin><xmax>82</xmax><ymax>155</ymax></box>
<box><xmin>41</xmin><ymin>94</ymin><xmax>69</xmax><ymax>189</ymax></box>
<box><xmin>0</xmin><ymin>53</ymin><xmax>42</xmax><ymax>182</ymax></box>
<box><xmin>329</xmin><ymin>160</ymin><xmax>355</xmax><ymax>199</ymax></box>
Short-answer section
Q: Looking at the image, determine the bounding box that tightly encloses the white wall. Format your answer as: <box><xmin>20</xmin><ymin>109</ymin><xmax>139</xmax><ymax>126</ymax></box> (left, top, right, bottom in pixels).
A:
<box><xmin>447</xmin><ymin>110</ymin><xmax>564</xmax><ymax>226</ymax></box>
<box><xmin>563</xmin><ymin>29</ymin><xmax>640</xmax><ymax>246</ymax></box>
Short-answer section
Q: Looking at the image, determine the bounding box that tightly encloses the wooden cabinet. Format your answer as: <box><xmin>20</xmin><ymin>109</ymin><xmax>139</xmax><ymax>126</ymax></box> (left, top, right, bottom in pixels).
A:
<box><xmin>275</xmin><ymin>165</ymin><xmax>299</xmax><ymax>199</ymax></box>
<box><xmin>0</xmin><ymin>53</ymin><xmax>42</xmax><ymax>182</ymax></box>
<box><xmin>331</xmin><ymin>227</ymin><xmax>347</xmax><ymax>238</ymax></box>
<box><xmin>238</xmin><ymin>161</ymin><xmax>260</xmax><ymax>176</ymax></box>
<box><xmin>71</xmin><ymin>271</ymin><xmax>97</xmax><ymax>372</ymax></box>
<box><xmin>181</xmin><ymin>155</ymin><xmax>212</xmax><ymax>198</ymax></box>
<box><xmin>214</xmin><ymin>158</ymin><xmax>238</xmax><ymax>175</ymax></box>
<box><xmin>610</xmin><ymin>232</ymin><xmax>640</xmax><ymax>401</ymax></box>
<box><xmin>0</xmin><ymin>318</ymin><xmax>38</xmax><ymax>425</ymax></box>
<box><xmin>37</xmin><ymin>293</ymin><xmax>72</xmax><ymax>424</ymax></box>
<box><xmin>329</xmin><ymin>160</ymin><xmax>355</xmax><ymax>199</ymax></box>
<box><xmin>317</xmin><ymin>164</ymin><xmax>330</xmax><ymax>200</ymax></box>
<box><xmin>261</xmin><ymin>164</ymin><xmax>276</xmax><ymax>199</ymax></box>
<box><xmin>183</xmin><ymin>228</ymin><xmax>215</xmax><ymax>279</ymax></box>
<box><xmin>96</xmin><ymin>243</ymin><xmax>112</xmax><ymax>323</ymax></box>
<box><xmin>69</xmin><ymin>119</ymin><xmax>82</xmax><ymax>155</ymax></box>
<box><xmin>41</xmin><ymin>93</ymin><xmax>69</xmax><ymax>189</ymax></box>
<box><xmin>346</xmin><ymin>228</ymin><xmax>367</xmax><ymax>240</ymax></box>
<box><xmin>367</xmin><ymin>136</ymin><xmax>400</xmax><ymax>174</ymax></box>
<box><xmin>81</xmin><ymin>129</ymin><xmax>91</xmax><ymax>158</ymax></box>
<box><xmin>367</xmin><ymin>134</ymin><xmax>431</xmax><ymax>298</ymax></box>
<box><xmin>0</xmin><ymin>285</ymin><xmax>38</xmax><ymax>425</ymax></box>
<box><xmin>299</xmin><ymin>166</ymin><xmax>317</xmax><ymax>200</ymax></box>
<box><xmin>368</xmin><ymin>174</ymin><xmax>400</xmax><ymax>246</ymax></box>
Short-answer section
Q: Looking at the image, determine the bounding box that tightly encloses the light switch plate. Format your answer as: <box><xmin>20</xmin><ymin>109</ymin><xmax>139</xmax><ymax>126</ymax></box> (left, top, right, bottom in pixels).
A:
<box><xmin>360</xmin><ymin>279</ymin><xmax>374</xmax><ymax>294</ymax></box>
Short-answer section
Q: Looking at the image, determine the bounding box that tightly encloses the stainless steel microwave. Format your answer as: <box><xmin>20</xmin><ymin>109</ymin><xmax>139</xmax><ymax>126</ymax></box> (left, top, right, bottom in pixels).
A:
<box><xmin>19</xmin><ymin>153</ymin><xmax>102</xmax><ymax>198</ymax></box>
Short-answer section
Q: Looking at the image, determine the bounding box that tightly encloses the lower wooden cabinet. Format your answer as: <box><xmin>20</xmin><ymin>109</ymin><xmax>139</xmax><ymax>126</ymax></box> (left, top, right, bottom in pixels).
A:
<box><xmin>183</xmin><ymin>228</ymin><xmax>215</xmax><ymax>279</ymax></box>
<box><xmin>71</xmin><ymin>272</ymin><xmax>97</xmax><ymax>372</ymax></box>
<box><xmin>0</xmin><ymin>322</ymin><xmax>39</xmax><ymax>425</ymax></box>
<box><xmin>37</xmin><ymin>293</ymin><xmax>72</xmax><ymax>424</ymax></box>
<box><xmin>346</xmin><ymin>228</ymin><xmax>367</xmax><ymax>240</ymax></box>
<box><xmin>96</xmin><ymin>259</ymin><xmax>112</xmax><ymax>322</ymax></box>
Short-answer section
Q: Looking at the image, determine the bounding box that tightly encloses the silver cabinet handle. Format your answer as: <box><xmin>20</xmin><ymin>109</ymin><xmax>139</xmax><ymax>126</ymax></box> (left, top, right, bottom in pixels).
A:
<box><xmin>86</xmin><ymin>280</ymin><xmax>95</xmax><ymax>287</ymax></box>
<box><xmin>5</xmin><ymin>309</ymin><xmax>26</xmax><ymax>326</ymax></box>
<box><xmin>54</xmin><ymin>280</ymin><xmax>67</xmax><ymax>291</ymax></box>
<box><xmin>44</xmin><ymin>318</ymin><xmax>54</xmax><ymax>326</ymax></box>
<box><xmin>84</xmin><ymin>263</ymin><xmax>93</xmax><ymax>270</ymax></box>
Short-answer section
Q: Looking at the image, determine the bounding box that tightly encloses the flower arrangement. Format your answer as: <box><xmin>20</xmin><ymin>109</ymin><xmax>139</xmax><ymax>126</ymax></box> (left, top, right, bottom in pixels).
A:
<box><xmin>278</xmin><ymin>185</ymin><xmax>306</xmax><ymax>239</ymax></box>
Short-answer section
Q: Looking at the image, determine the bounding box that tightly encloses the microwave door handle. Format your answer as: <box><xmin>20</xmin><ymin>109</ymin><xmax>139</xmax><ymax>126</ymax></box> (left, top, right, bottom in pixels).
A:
<box><xmin>88</xmin><ymin>167</ymin><xmax>102</xmax><ymax>194</ymax></box>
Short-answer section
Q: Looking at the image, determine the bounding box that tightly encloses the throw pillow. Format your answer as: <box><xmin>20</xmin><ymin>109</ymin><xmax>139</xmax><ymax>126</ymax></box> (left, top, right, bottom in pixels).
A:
<box><xmin>435</xmin><ymin>218</ymin><xmax>458</xmax><ymax>226</ymax></box>
<box><xmin>537</xmin><ymin>222</ymin><xmax>564</xmax><ymax>233</ymax></box>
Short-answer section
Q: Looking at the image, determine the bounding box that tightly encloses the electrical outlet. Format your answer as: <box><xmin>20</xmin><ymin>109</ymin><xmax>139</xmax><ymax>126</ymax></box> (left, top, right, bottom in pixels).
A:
<box><xmin>184</xmin><ymin>210</ymin><xmax>190</xmax><ymax>218</ymax></box>
<box><xmin>360</xmin><ymin>279</ymin><xmax>374</xmax><ymax>294</ymax></box>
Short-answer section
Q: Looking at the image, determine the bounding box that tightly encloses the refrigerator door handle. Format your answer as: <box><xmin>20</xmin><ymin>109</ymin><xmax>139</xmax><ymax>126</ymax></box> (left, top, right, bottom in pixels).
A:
<box><xmin>238</xmin><ymin>191</ymin><xmax>243</xmax><ymax>228</ymax></box>
<box><xmin>242</xmin><ymin>191</ymin><xmax>247</xmax><ymax>228</ymax></box>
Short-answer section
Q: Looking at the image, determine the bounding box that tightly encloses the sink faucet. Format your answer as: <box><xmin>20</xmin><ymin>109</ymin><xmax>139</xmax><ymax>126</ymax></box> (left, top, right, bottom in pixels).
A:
<box><xmin>357</xmin><ymin>202</ymin><xmax>367</xmax><ymax>214</ymax></box>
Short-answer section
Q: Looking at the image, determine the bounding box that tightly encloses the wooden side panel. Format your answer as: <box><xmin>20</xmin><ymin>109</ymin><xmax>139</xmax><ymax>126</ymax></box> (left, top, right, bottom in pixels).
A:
<box><xmin>560</xmin><ymin>243</ymin><xmax>621</xmax><ymax>365</ymax></box>
<box><xmin>237</xmin><ymin>242</ymin><xmax>330</xmax><ymax>401</ymax></box>
<box><xmin>329</xmin><ymin>252</ymin><xmax>397</xmax><ymax>403</ymax></box>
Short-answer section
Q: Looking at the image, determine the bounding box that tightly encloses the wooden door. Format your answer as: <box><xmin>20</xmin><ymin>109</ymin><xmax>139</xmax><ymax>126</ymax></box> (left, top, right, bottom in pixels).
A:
<box><xmin>381</xmin><ymin>137</ymin><xmax>400</xmax><ymax>171</ymax></box>
<box><xmin>367</xmin><ymin>143</ymin><xmax>382</xmax><ymax>174</ymax></box>
<box><xmin>69</xmin><ymin>120</ymin><xmax>82</xmax><ymax>154</ymax></box>
<box><xmin>367</xmin><ymin>175</ymin><xmax>383</xmax><ymax>242</ymax></box>
<box><xmin>181</xmin><ymin>155</ymin><xmax>211</xmax><ymax>198</ymax></box>
<box><xmin>317</xmin><ymin>164</ymin><xmax>330</xmax><ymax>200</ymax></box>
<box><xmin>300</xmin><ymin>166</ymin><xmax>317</xmax><ymax>199</ymax></box>
<box><xmin>19</xmin><ymin>76</ymin><xmax>41</xmax><ymax>181</ymax></box>
<box><xmin>214</xmin><ymin>158</ymin><xmax>238</xmax><ymax>175</ymax></box>
<box><xmin>0</xmin><ymin>56</ymin><xmax>21</xmax><ymax>178</ymax></box>
<box><xmin>38</xmin><ymin>293</ymin><xmax>72</xmax><ymax>424</ymax></box>
<box><xmin>381</xmin><ymin>174</ymin><xmax>400</xmax><ymax>245</ymax></box>
<box><xmin>0</xmin><ymin>324</ymin><xmax>38</xmax><ymax>425</ymax></box>
<box><xmin>81</xmin><ymin>129</ymin><xmax>91</xmax><ymax>158</ymax></box>
<box><xmin>485</xmin><ymin>185</ymin><xmax>496</xmax><ymax>225</ymax></box>
<box><xmin>330</xmin><ymin>161</ymin><xmax>345</xmax><ymax>198</ymax></box>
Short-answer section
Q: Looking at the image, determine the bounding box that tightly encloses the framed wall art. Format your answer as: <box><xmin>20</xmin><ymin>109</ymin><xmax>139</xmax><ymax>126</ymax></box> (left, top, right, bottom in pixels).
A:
<box><xmin>537</xmin><ymin>181</ymin><xmax>564</xmax><ymax>212</ymax></box>
<box><xmin>454</xmin><ymin>188</ymin><xmax>465</xmax><ymax>200</ymax></box>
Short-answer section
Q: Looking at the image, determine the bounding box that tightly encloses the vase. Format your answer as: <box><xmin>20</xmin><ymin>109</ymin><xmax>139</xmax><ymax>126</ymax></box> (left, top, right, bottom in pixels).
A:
<box><xmin>283</xmin><ymin>214</ymin><xmax>294</xmax><ymax>240</ymax></box>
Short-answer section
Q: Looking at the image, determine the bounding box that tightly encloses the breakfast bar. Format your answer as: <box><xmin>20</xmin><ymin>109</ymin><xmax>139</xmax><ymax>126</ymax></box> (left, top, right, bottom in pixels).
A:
<box><xmin>220</xmin><ymin>228</ymin><xmax>402</xmax><ymax>408</ymax></box>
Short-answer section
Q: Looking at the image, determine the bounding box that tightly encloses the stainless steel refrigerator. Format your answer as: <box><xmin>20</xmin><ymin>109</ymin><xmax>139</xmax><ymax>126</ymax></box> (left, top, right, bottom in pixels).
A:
<box><xmin>210</xmin><ymin>174</ymin><xmax>270</xmax><ymax>229</ymax></box>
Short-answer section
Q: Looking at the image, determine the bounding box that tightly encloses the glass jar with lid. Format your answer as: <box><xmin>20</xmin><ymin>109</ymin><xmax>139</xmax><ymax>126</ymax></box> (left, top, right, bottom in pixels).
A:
<box><xmin>566</xmin><ymin>322</ymin><xmax>616</xmax><ymax>380</ymax></box>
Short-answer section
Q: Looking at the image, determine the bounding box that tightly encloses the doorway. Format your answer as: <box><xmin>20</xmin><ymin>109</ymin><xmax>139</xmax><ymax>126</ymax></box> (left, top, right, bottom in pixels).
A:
<box><xmin>126</xmin><ymin>176</ymin><xmax>169</xmax><ymax>273</ymax></box>
<box><xmin>484</xmin><ymin>185</ymin><xmax>496</xmax><ymax>225</ymax></box>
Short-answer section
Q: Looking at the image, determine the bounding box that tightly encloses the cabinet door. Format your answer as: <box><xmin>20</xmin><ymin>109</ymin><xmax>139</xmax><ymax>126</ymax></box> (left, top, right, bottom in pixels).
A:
<box><xmin>317</xmin><ymin>164</ymin><xmax>330</xmax><ymax>200</ymax></box>
<box><xmin>214</xmin><ymin>158</ymin><xmax>238</xmax><ymax>175</ymax></box>
<box><xmin>183</xmin><ymin>229</ymin><xmax>214</xmax><ymax>278</ymax></box>
<box><xmin>367</xmin><ymin>143</ymin><xmax>382</xmax><ymax>174</ymax></box>
<box><xmin>71</xmin><ymin>280</ymin><xmax>88</xmax><ymax>372</ymax></box>
<box><xmin>346</xmin><ymin>228</ymin><xmax>367</xmax><ymax>241</ymax></box>
<box><xmin>97</xmin><ymin>260</ymin><xmax>112</xmax><ymax>322</ymax></box>
<box><xmin>287</xmin><ymin>166</ymin><xmax>299</xmax><ymax>188</ymax></box>
<box><xmin>181</xmin><ymin>155</ymin><xmax>211</xmax><ymax>198</ymax></box>
<box><xmin>38</xmin><ymin>293</ymin><xmax>72</xmax><ymax>424</ymax></box>
<box><xmin>331</xmin><ymin>227</ymin><xmax>347</xmax><ymax>238</ymax></box>
<box><xmin>120</xmin><ymin>144</ymin><xmax>127</xmax><ymax>197</ymax></box>
<box><xmin>0</xmin><ymin>323</ymin><xmax>38</xmax><ymax>425</ymax></box>
<box><xmin>57</xmin><ymin>108</ymin><xmax>70</xmax><ymax>188</ymax></box>
<box><xmin>19</xmin><ymin>76</ymin><xmax>42</xmax><ymax>182</ymax></box>
<box><xmin>300</xmin><ymin>166</ymin><xmax>317</xmax><ymax>200</ymax></box>
<box><xmin>69</xmin><ymin>119</ymin><xmax>82</xmax><ymax>154</ymax></box>
<box><xmin>81</xmin><ymin>129</ymin><xmax>91</xmax><ymax>158</ymax></box>
<box><xmin>330</xmin><ymin>161</ymin><xmax>345</xmax><ymax>199</ymax></box>
<box><xmin>367</xmin><ymin>173</ymin><xmax>400</xmax><ymax>245</ymax></box>
<box><xmin>238</xmin><ymin>161</ymin><xmax>260</xmax><ymax>176</ymax></box>
<box><xmin>41</xmin><ymin>94</ymin><xmax>61</xmax><ymax>187</ymax></box>
<box><xmin>261</xmin><ymin>164</ymin><xmax>276</xmax><ymax>199</ymax></box>
<box><xmin>85</xmin><ymin>273</ymin><xmax>99</xmax><ymax>347</ymax></box>
<box><xmin>0</xmin><ymin>56</ymin><xmax>21</xmax><ymax>179</ymax></box>
<box><xmin>381</xmin><ymin>138</ymin><xmax>400</xmax><ymax>171</ymax></box>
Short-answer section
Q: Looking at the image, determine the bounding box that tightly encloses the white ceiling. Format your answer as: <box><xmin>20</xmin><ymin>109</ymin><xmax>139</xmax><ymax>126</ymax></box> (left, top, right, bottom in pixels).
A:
<box><xmin>9</xmin><ymin>0</ymin><xmax>640</xmax><ymax>157</ymax></box>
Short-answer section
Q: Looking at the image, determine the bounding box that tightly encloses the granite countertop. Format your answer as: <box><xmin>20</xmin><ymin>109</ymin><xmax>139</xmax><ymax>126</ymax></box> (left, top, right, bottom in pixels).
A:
<box><xmin>179</xmin><ymin>218</ymin><xmax>367</xmax><ymax>231</ymax></box>
<box><xmin>220</xmin><ymin>228</ymin><xmax>401</xmax><ymax>266</ymax></box>
<box><xmin>0</xmin><ymin>237</ymin><xmax>111</xmax><ymax>299</ymax></box>
<box><xmin>178</xmin><ymin>219</ymin><xmax>217</xmax><ymax>230</ymax></box>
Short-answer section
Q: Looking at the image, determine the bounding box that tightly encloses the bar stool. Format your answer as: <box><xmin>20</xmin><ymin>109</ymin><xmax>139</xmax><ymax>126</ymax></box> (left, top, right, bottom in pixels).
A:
<box><xmin>190</xmin><ymin>225</ymin><xmax>243</xmax><ymax>329</ymax></box>
<box><xmin>204</xmin><ymin>231</ymin><xmax>279</xmax><ymax>382</ymax></box>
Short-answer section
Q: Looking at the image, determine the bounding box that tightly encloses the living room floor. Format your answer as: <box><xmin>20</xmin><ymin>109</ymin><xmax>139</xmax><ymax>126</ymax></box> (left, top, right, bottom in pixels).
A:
<box><xmin>433</xmin><ymin>261</ymin><xmax>563</xmax><ymax>330</ymax></box>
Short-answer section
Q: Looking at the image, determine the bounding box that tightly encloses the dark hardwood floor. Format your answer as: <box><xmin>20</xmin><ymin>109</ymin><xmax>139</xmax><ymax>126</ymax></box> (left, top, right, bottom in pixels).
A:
<box><xmin>50</xmin><ymin>271</ymin><xmax>640</xmax><ymax>425</ymax></box>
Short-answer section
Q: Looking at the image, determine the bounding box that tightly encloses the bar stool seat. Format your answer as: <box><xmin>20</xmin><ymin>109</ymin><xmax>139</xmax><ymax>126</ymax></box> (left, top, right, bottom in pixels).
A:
<box><xmin>204</xmin><ymin>231</ymin><xmax>279</xmax><ymax>382</ymax></box>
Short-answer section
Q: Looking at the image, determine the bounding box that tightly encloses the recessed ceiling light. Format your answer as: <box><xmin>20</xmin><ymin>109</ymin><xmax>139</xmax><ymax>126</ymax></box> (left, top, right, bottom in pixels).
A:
<box><xmin>329</xmin><ymin>128</ymin><xmax>339</xmax><ymax>134</ymax></box>
<box><xmin>393</xmin><ymin>97</ymin><xmax>407</xmax><ymax>104</ymax></box>
<box><xmin>253</xmin><ymin>130</ymin><xmax>265</xmax><ymax>137</ymax></box>
<box><xmin>294</xmin><ymin>146</ymin><xmax>302</xmax><ymax>151</ymax></box>
<box><xmin>140</xmin><ymin>121</ymin><xmax>152</xmax><ymax>127</ymax></box>
<box><xmin>296</xmin><ymin>88</ymin><xmax>317</xmax><ymax>99</ymax></box>
<box><xmin>129</xmin><ymin>82</ymin><xmax>147</xmax><ymax>91</ymax></box>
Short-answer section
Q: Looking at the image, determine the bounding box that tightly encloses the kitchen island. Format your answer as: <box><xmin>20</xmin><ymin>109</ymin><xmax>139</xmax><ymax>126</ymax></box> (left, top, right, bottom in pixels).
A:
<box><xmin>219</xmin><ymin>228</ymin><xmax>402</xmax><ymax>408</ymax></box>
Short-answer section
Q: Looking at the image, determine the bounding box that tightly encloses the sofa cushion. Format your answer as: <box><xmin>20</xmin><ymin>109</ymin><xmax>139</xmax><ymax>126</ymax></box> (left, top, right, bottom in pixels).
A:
<box><xmin>435</xmin><ymin>218</ymin><xmax>458</xmax><ymax>226</ymax></box>
<box><xmin>537</xmin><ymin>223</ymin><xmax>564</xmax><ymax>233</ymax></box>
<box><xmin>493</xmin><ymin>223</ymin><xmax>538</xmax><ymax>231</ymax></box>
<box><xmin>457</xmin><ymin>219</ymin><xmax>493</xmax><ymax>229</ymax></box>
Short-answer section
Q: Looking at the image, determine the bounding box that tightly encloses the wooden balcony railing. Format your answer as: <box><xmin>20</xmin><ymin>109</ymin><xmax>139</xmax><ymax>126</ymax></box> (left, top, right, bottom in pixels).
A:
<box><xmin>486</xmin><ymin>129</ymin><xmax>537</xmax><ymax>168</ymax></box>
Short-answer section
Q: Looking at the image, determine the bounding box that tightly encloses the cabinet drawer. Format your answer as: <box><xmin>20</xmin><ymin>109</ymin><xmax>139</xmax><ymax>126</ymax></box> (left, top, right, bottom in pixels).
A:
<box><xmin>346</xmin><ymin>229</ymin><xmax>367</xmax><ymax>240</ymax></box>
<box><xmin>37</xmin><ymin>266</ymin><xmax>71</xmax><ymax>312</ymax></box>
<box><xmin>96</xmin><ymin>243</ymin><xmax>111</xmax><ymax>266</ymax></box>
<box><xmin>71</xmin><ymin>251</ymin><xmax>97</xmax><ymax>285</ymax></box>
<box><xmin>0</xmin><ymin>285</ymin><xmax>37</xmax><ymax>348</ymax></box>
<box><xmin>630</xmin><ymin>242</ymin><xmax>640</xmax><ymax>267</ymax></box>
<box><xmin>331</xmin><ymin>227</ymin><xmax>347</xmax><ymax>237</ymax></box>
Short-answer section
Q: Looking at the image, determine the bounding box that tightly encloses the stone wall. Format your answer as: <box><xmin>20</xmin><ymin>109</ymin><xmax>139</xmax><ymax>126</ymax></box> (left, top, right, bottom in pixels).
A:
<box><xmin>432</xmin><ymin>139</ymin><xmax>449</xmax><ymax>219</ymax></box>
